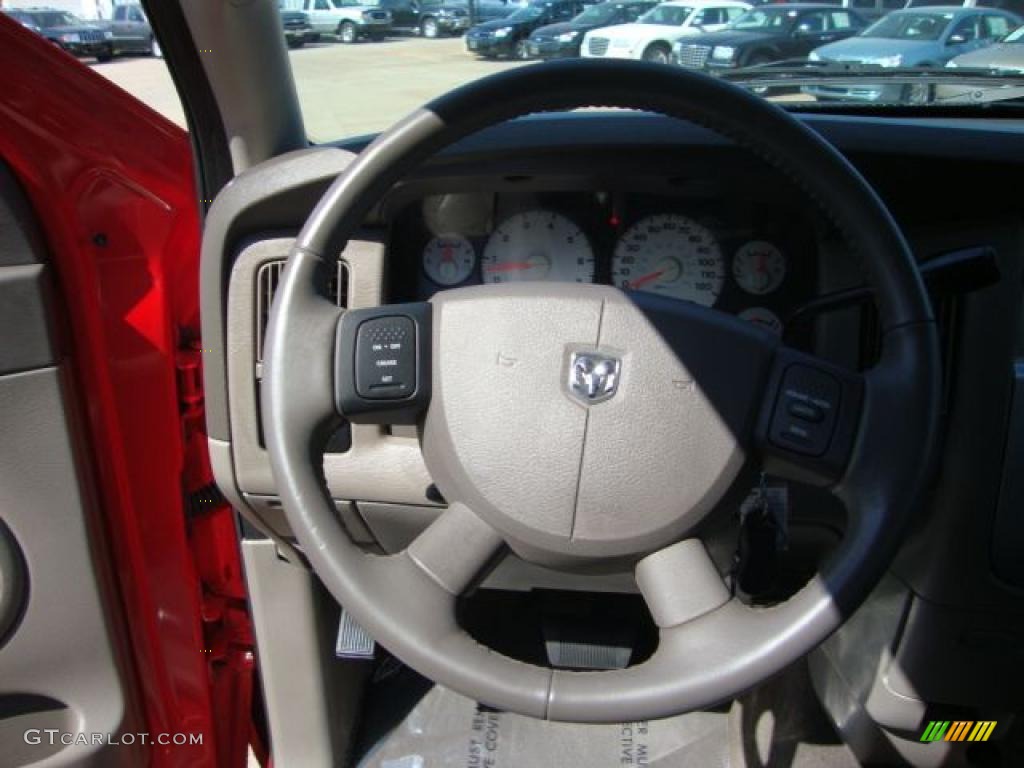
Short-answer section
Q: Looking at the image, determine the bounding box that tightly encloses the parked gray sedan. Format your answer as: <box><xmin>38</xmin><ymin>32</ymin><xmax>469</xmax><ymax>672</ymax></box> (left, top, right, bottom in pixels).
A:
<box><xmin>804</xmin><ymin>6</ymin><xmax>1021</xmax><ymax>101</ymax></box>
<box><xmin>936</xmin><ymin>23</ymin><xmax>1024</xmax><ymax>101</ymax></box>
<box><xmin>947</xmin><ymin>21</ymin><xmax>1024</xmax><ymax>71</ymax></box>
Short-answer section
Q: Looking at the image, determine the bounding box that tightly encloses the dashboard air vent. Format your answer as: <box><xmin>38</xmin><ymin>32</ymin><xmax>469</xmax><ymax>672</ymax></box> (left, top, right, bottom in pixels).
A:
<box><xmin>255</xmin><ymin>258</ymin><xmax>348</xmax><ymax>374</ymax></box>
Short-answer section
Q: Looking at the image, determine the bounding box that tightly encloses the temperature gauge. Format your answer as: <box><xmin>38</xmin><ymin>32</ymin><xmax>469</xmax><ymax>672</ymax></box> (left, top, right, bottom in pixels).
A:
<box><xmin>733</xmin><ymin>241</ymin><xmax>786</xmax><ymax>295</ymax></box>
<box><xmin>423</xmin><ymin>234</ymin><xmax>476</xmax><ymax>286</ymax></box>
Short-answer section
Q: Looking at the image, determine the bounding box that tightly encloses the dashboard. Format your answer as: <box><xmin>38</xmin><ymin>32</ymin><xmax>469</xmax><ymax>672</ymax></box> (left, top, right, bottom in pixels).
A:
<box><xmin>387</xmin><ymin>186</ymin><xmax>822</xmax><ymax>338</ymax></box>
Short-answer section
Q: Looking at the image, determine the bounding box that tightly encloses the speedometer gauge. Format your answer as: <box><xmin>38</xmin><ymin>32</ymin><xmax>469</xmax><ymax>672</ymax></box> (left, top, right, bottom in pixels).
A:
<box><xmin>482</xmin><ymin>210</ymin><xmax>594</xmax><ymax>284</ymax></box>
<box><xmin>423</xmin><ymin>234</ymin><xmax>476</xmax><ymax>286</ymax></box>
<box><xmin>611</xmin><ymin>214</ymin><xmax>725</xmax><ymax>306</ymax></box>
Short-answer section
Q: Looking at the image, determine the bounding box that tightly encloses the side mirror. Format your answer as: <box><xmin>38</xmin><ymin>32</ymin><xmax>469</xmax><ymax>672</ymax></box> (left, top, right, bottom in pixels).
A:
<box><xmin>795</xmin><ymin>24</ymin><xmax>815</xmax><ymax>36</ymax></box>
<box><xmin>947</xmin><ymin>33</ymin><xmax>968</xmax><ymax>44</ymax></box>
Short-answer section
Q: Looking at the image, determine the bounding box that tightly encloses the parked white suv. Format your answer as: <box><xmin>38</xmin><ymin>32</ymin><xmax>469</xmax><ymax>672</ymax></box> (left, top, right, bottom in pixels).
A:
<box><xmin>300</xmin><ymin>0</ymin><xmax>393</xmax><ymax>42</ymax></box>
<box><xmin>581</xmin><ymin>0</ymin><xmax>749</xmax><ymax>63</ymax></box>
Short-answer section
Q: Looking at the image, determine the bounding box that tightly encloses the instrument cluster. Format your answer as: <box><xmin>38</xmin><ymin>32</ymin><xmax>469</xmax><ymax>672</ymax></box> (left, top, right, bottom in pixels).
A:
<box><xmin>390</xmin><ymin>190</ymin><xmax>818</xmax><ymax>336</ymax></box>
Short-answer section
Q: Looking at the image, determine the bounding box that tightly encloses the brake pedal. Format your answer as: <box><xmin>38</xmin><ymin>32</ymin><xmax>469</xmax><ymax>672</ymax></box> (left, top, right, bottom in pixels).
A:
<box><xmin>335</xmin><ymin>608</ymin><xmax>376</xmax><ymax>660</ymax></box>
<box><xmin>543</xmin><ymin>619</ymin><xmax>633</xmax><ymax>670</ymax></box>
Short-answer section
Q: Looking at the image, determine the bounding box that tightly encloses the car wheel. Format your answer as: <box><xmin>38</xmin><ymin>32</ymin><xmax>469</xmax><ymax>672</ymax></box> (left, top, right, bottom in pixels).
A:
<box><xmin>96</xmin><ymin>51</ymin><xmax>113</xmax><ymax>63</ymax></box>
<box><xmin>641</xmin><ymin>43</ymin><xmax>670</xmax><ymax>65</ymax></box>
<box><xmin>150</xmin><ymin>36</ymin><xmax>162</xmax><ymax>58</ymax></box>
<box><xmin>513</xmin><ymin>39</ymin><xmax>530</xmax><ymax>60</ymax></box>
<box><xmin>422</xmin><ymin>17</ymin><xmax>439</xmax><ymax>39</ymax></box>
<box><xmin>288</xmin><ymin>38</ymin><xmax>306</xmax><ymax>49</ymax></box>
<box><xmin>745</xmin><ymin>53</ymin><xmax>774</xmax><ymax>95</ymax></box>
<box><xmin>339</xmin><ymin>21</ymin><xmax>357</xmax><ymax>44</ymax></box>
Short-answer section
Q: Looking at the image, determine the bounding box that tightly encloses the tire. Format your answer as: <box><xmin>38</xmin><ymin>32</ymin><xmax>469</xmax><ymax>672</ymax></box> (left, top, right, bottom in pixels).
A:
<box><xmin>339</xmin><ymin>21</ymin><xmax>357</xmax><ymax>44</ymax></box>
<box><xmin>287</xmin><ymin>38</ymin><xmax>306</xmax><ymax>49</ymax></box>
<box><xmin>421</xmin><ymin>16</ymin><xmax>439</xmax><ymax>39</ymax></box>
<box><xmin>745</xmin><ymin>52</ymin><xmax>773</xmax><ymax>95</ymax></box>
<box><xmin>641</xmin><ymin>43</ymin><xmax>670</xmax><ymax>65</ymax></box>
<box><xmin>513</xmin><ymin>38</ymin><xmax>530</xmax><ymax>60</ymax></box>
<box><xmin>96</xmin><ymin>51</ymin><xmax>113</xmax><ymax>63</ymax></box>
<box><xmin>150</xmin><ymin>36</ymin><xmax>162</xmax><ymax>58</ymax></box>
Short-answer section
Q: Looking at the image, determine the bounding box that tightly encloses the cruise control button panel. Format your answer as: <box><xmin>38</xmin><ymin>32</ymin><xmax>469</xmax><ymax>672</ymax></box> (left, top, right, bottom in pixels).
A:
<box><xmin>759</xmin><ymin>351</ymin><xmax>863</xmax><ymax>485</ymax></box>
<box><xmin>355</xmin><ymin>316</ymin><xmax>416</xmax><ymax>399</ymax></box>
<box><xmin>770</xmin><ymin>365</ymin><xmax>841</xmax><ymax>456</ymax></box>
<box><xmin>336</xmin><ymin>303</ymin><xmax>431</xmax><ymax>424</ymax></box>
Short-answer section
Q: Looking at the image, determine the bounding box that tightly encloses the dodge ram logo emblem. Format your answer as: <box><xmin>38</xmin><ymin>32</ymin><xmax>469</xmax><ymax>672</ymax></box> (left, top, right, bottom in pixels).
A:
<box><xmin>568</xmin><ymin>351</ymin><xmax>621</xmax><ymax>404</ymax></box>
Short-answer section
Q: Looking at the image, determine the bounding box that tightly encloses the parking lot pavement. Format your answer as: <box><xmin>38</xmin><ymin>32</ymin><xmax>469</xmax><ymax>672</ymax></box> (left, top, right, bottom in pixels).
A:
<box><xmin>93</xmin><ymin>36</ymin><xmax>527</xmax><ymax>141</ymax></box>
<box><xmin>93</xmin><ymin>36</ymin><xmax>808</xmax><ymax>142</ymax></box>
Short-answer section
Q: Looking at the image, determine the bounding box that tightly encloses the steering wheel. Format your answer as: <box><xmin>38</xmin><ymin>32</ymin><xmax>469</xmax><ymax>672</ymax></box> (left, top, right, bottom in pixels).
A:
<box><xmin>263</xmin><ymin>60</ymin><xmax>939</xmax><ymax>722</ymax></box>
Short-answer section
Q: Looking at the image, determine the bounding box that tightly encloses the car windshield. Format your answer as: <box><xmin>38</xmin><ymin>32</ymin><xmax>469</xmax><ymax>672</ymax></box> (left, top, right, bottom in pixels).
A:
<box><xmin>638</xmin><ymin>6</ymin><xmax>693</xmax><ymax>25</ymax></box>
<box><xmin>575</xmin><ymin>4</ymin><xmax>621</xmax><ymax>24</ymax></box>
<box><xmin>860</xmin><ymin>12</ymin><xmax>954</xmax><ymax>41</ymax></box>
<box><xmin>88</xmin><ymin>0</ymin><xmax>1024</xmax><ymax>143</ymax></box>
<box><xmin>507</xmin><ymin>5</ymin><xmax>548</xmax><ymax>21</ymax></box>
<box><xmin>729</xmin><ymin>8</ymin><xmax>797</xmax><ymax>32</ymax></box>
<box><xmin>1003</xmin><ymin>24</ymin><xmax>1024</xmax><ymax>42</ymax></box>
<box><xmin>26</xmin><ymin>11</ymin><xmax>82</xmax><ymax>28</ymax></box>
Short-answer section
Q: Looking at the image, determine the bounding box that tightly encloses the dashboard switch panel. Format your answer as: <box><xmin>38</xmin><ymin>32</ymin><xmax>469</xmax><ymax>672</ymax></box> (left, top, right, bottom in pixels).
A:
<box><xmin>336</xmin><ymin>303</ymin><xmax>432</xmax><ymax>425</ymax></box>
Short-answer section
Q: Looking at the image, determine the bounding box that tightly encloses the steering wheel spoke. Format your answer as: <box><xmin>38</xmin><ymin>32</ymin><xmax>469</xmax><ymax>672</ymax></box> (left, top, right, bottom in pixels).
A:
<box><xmin>635</xmin><ymin>539</ymin><xmax>730</xmax><ymax>629</ymax></box>
<box><xmin>407</xmin><ymin>502</ymin><xmax>505</xmax><ymax>595</ymax></box>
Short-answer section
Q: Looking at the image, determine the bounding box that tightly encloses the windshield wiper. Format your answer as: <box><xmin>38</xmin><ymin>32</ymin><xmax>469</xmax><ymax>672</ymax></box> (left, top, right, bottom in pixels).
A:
<box><xmin>719</xmin><ymin>61</ymin><xmax>1024</xmax><ymax>86</ymax></box>
<box><xmin>716</xmin><ymin>62</ymin><xmax>1024</xmax><ymax>105</ymax></box>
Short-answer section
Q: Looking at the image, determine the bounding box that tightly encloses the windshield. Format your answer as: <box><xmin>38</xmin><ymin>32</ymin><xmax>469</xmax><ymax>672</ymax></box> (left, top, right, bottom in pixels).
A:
<box><xmin>1003</xmin><ymin>24</ymin><xmax>1024</xmax><ymax>42</ymax></box>
<box><xmin>90</xmin><ymin>0</ymin><xmax>1024</xmax><ymax>143</ymax></box>
<box><xmin>861</xmin><ymin>12</ymin><xmax>954</xmax><ymax>41</ymax></box>
<box><xmin>26</xmin><ymin>11</ymin><xmax>82</xmax><ymax>28</ymax></box>
<box><xmin>729</xmin><ymin>9</ymin><xmax>796</xmax><ymax>32</ymax></box>
<box><xmin>575</xmin><ymin>4</ymin><xmax>620</xmax><ymax>24</ymax></box>
<box><xmin>506</xmin><ymin>5</ymin><xmax>547</xmax><ymax>21</ymax></box>
<box><xmin>638</xmin><ymin>6</ymin><xmax>693</xmax><ymax>26</ymax></box>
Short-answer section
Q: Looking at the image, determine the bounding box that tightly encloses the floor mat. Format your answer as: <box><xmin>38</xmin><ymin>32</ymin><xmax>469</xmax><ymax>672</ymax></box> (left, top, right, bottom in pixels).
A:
<box><xmin>355</xmin><ymin>661</ymin><xmax>859</xmax><ymax>768</ymax></box>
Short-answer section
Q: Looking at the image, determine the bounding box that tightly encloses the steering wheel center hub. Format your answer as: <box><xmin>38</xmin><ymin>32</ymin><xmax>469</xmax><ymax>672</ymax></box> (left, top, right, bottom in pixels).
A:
<box><xmin>423</xmin><ymin>283</ymin><xmax>753</xmax><ymax>562</ymax></box>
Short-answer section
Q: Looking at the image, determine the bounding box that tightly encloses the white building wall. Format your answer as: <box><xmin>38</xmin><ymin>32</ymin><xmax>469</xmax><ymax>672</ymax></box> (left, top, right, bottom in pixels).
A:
<box><xmin>3</xmin><ymin>0</ymin><xmax>115</xmax><ymax>20</ymax></box>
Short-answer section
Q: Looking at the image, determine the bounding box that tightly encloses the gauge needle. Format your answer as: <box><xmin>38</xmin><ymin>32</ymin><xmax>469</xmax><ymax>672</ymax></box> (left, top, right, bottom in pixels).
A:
<box><xmin>484</xmin><ymin>261</ymin><xmax>539</xmax><ymax>273</ymax></box>
<box><xmin>626</xmin><ymin>269</ymin><xmax>666</xmax><ymax>290</ymax></box>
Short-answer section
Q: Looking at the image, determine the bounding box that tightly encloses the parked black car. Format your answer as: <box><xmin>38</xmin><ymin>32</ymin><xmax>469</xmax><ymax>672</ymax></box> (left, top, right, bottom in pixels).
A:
<box><xmin>465</xmin><ymin>0</ymin><xmax>590</xmax><ymax>58</ymax></box>
<box><xmin>526</xmin><ymin>0</ymin><xmax>655</xmax><ymax>58</ymax></box>
<box><xmin>672</xmin><ymin>4</ymin><xmax>865</xmax><ymax>70</ymax></box>
<box><xmin>376</xmin><ymin>0</ymin><xmax>517</xmax><ymax>37</ymax></box>
<box><xmin>280</xmin><ymin>9</ymin><xmax>318</xmax><ymax>47</ymax></box>
<box><xmin>3</xmin><ymin>7</ymin><xmax>114</xmax><ymax>62</ymax></box>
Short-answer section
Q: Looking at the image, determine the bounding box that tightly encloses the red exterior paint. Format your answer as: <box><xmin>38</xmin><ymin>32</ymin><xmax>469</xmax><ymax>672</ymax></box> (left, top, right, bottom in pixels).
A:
<box><xmin>0</xmin><ymin>16</ymin><xmax>253</xmax><ymax>768</ymax></box>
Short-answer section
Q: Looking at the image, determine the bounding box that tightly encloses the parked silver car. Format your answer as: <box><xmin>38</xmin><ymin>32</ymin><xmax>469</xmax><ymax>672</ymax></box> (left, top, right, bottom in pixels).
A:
<box><xmin>936</xmin><ymin>22</ymin><xmax>1024</xmax><ymax>100</ymax></box>
<box><xmin>947</xmin><ymin>19</ymin><xmax>1024</xmax><ymax>69</ymax></box>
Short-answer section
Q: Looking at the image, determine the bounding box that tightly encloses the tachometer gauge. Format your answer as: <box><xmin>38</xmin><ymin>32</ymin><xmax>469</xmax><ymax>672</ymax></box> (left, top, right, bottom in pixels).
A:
<box><xmin>611</xmin><ymin>214</ymin><xmax>725</xmax><ymax>306</ymax></box>
<box><xmin>423</xmin><ymin>234</ymin><xmax>476</xmax><ymax>286</ymax></box>
<box><xmin>739</xmin><ymin>307</ymin><xmax>783</xmax><ymax>335</ymax></box>
<box><xmin>732</xmin><ymin>241</ymin><xmax>786</xmax><ymax>295</ymax></box>
<box><xmin>482</xmin><ymin>210</ymin><xmax>594</xmax><ymax>284</ymax></box>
